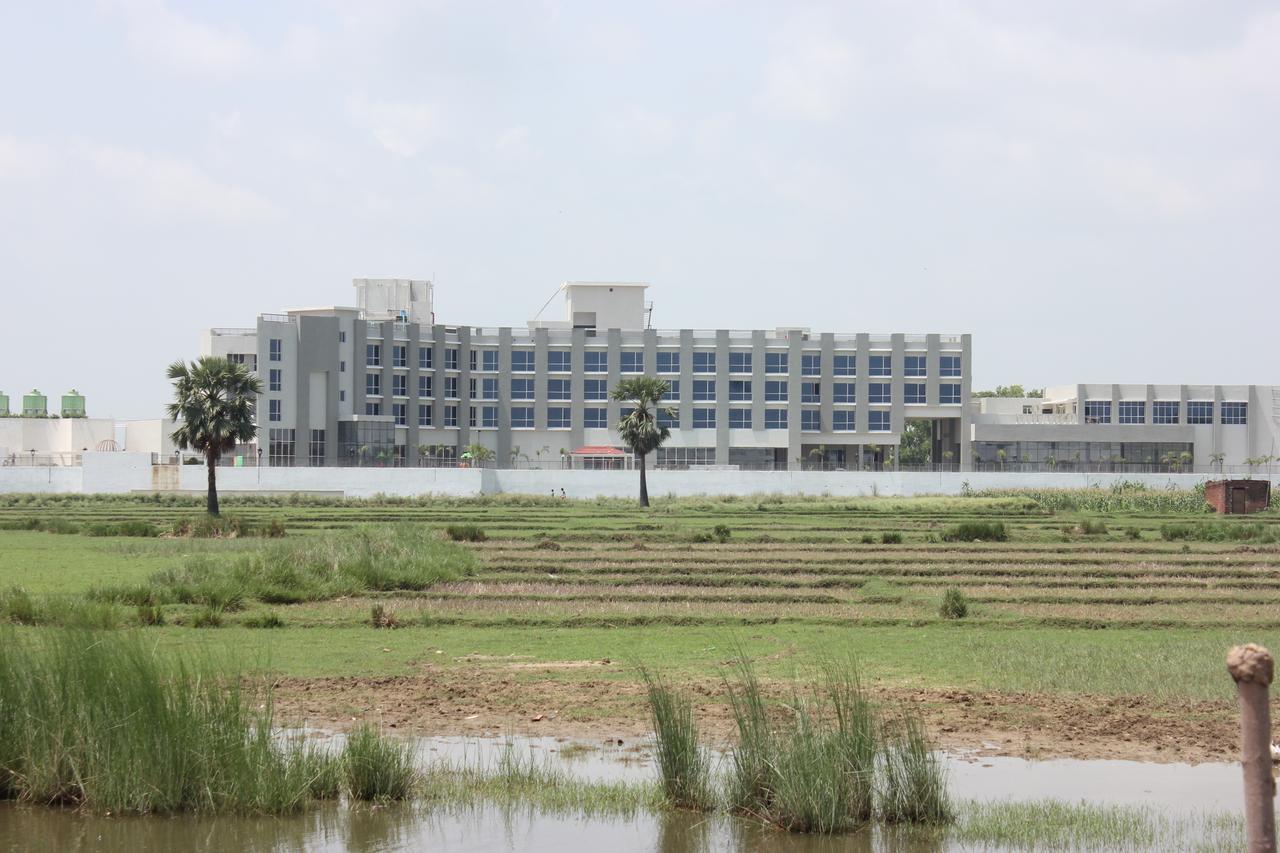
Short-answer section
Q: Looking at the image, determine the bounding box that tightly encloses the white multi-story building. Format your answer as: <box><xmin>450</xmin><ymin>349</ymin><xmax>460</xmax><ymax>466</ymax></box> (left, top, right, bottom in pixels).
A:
<box><xmin>201</xmin><ymin>278</ymin><xmax>1278</xmax><ymax>473</ymax></box>
<box><xmin>204</xmin><ymin>279</ymin><xmax>972</xmax><ymax>470</ymax></box>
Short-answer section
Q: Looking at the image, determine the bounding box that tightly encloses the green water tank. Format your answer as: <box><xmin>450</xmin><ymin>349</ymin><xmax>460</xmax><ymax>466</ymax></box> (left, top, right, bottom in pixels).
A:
<box><xmin>0</xmin><ymin>392</ymin><xmax>8</xmax><ymax>416</ymax></box>
<box><xmin>22</xmin><ymin>389</ymin><xmax>47</xmax><ymax>417</ymax></box>
<box><xmin>61</xmin><ymin>389</ymin><xmax>86</xmax><ymax>418</ymax></box>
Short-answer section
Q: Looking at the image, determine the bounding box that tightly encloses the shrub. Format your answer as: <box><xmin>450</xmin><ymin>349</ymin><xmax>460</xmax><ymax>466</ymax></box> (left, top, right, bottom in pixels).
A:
<box><xmin>939</xmin><ymin>588</ymin><xmax>968</xmax><ymax>620</ymax></box>
<box><xmin>1160</xmin><ymin>521</ymin><xmax>1276</xmax><ymax>543</ymax></box>
<box><xmin>1079</xmin><ymin>519</ymin><xmax>1108</xmax><ymax>536</ymax></box>
<box><xmin>192</xmin><ymin>608</ymin><xmax>224</xmax><ymax>628</ymax></box>
<box><xmin>136</xmin><ymin>604</ymin><xmax>165</xmax><ymax>626</ymax></box>
<box><xmin>880</xmin><ymin>532</ymin><xmax>903</xmax><ymax>545</ymax></box>
<box><xmin>0</xmin><ymin>587</ymin><xmax>40</xmax><ymax>625</ymax></box>
<box><xmin>445</xmin><ymin>524</ymin><xmax>487</xmax><ymax>542</ymax></box>
<box><xmin>712</xmin><ymin>524</ymin><xmax>732</xmax><ymax>543</ymax></box>
<box><xmin>370</xmin><ymin>604</ymin><xmax>399</xmax><ymax>629</ymax></box>
<box><xmin>1124</xmin><ymin>526</ymin><xmax>1142</xmax><ymax>540</ymax></box>
<box><xmin>342</xmin><ymin>725</ymin><xmax>416</xmax><ymax>801</ymax></box>
<box><xmin>243</xmin><ymin>611</ymin><xmax>285</xmax><ymax>629</ymax></box>
<box><xmin>860</xmin><ymin>534</ymin><xmax>876</xmax><ymax>544</ymax></box>
<box><xmin>941</xmin><ymin>521</ymin><xmax>1007</xmax><ymax>542</ymax></box>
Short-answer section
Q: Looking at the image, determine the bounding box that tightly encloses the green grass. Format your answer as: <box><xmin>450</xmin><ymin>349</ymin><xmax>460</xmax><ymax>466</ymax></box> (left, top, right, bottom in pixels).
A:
<box><xmin>951</xmin><ymin>799</ymin><xmax>1244</xmax><ymax>851</ymax></box>
<box><xmin>89</xmin><ymin>525</ymin><xmax>475</xmax><ymax>608</ymax></box>
<box><xmin>724</xmin><ymin>656</ymin><xmax>884</xmax><ymax>832</ymax></box>
<box><xmin>0</xmin><ymin>629</ymin><xmax>339</xmax><ymax>814</ymax></box>
<box><xmin>342</xmin><ymin>724</ymin><xmax>416</xmax><ymax>801</ymax></box>
<box><xmin>640</xmin><ymin>667</ymin><xmax>715</xmax><ymax>811</ymax></box>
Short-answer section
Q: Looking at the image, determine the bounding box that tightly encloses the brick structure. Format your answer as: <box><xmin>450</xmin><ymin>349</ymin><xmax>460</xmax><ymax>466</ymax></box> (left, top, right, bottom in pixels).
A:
<box><xmin>1204</xmin><ymin>479</ymin><xmax>1272</xmax><ymax>514</ymax></box>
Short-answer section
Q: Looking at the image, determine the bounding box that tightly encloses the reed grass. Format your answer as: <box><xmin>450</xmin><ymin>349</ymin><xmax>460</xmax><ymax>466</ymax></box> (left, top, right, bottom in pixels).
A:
<box><xmin>640</xmin><ymin>667</ymin><xmax>714</xmax><ymax>810</ymax></box>
<box><xmin>342</xmin><ymin>724</ymin><xmax>417</xmax><ymax>801</ymax></box>
<box><xmin>722</xmin><ymin>656</ymin><xmax>883</xmax><ymax>833</ymax></box>
<box><xmin>0</xmin><ymin>629</ymin><xmax>321</xmax><ymax>814</ymax></box>
<box><xmin>879</xmin><ymin>713</ymin><xmax>951</xmax><ymax>824</ymax></box>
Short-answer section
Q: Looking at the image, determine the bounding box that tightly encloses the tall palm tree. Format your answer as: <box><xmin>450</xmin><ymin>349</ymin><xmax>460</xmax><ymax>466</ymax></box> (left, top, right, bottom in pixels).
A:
<box><xmin>611</xmin><ymin>377</ymin><xmax>672</xmax><ymax>508</ymax></box>
<box><xmin>166</xmin><ymin>356</ymin><xmax>262</xmax><ymax>515</ymax></box>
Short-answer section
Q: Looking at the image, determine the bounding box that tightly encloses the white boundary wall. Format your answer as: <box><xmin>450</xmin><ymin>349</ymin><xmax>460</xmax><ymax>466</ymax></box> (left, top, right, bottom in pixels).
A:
<box><xmin>2</xmin><ymin>453</ymin><xmax>1278</xmax><ymax>497</ymax></box>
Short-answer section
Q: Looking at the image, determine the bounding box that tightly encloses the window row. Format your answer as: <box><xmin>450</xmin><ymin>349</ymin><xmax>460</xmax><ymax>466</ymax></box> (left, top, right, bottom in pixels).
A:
<box><xmin>362</xmin><ymin>404</ymin><xmax>894</xmax><ymax>433</ymax></box>
<box><xmin>1084</xmin><ymin>400</ymin><xmax>1247</xmax><ymax>425</ymax></box>
<box><xmin>358</xmin><ymin>346</ymin><xmax>962</xmax><ymax>378</ymax></box>
<box><xmin>358</xmin><ymin>375</ymin><xmax>960</xmax><ymax>407</ymax></box>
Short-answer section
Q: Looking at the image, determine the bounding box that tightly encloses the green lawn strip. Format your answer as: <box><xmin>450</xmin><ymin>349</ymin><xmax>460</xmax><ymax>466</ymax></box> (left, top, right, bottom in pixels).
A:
<box><xmin>74</xmin><ymin>623</ymin><xmax>1276</xmax><ymax>702</ymax></box>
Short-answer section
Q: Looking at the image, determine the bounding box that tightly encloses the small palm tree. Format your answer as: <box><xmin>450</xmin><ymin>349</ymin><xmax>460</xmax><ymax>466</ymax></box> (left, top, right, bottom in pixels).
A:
<box><xmin>166</xmin><ymin>356</ymin><xmax>262</xmax><ymax>515</ymax></box>
<box><xmin>611</xmin><ymin>377</ymin><xmax>672</xmax><ymax>507</ymax></box>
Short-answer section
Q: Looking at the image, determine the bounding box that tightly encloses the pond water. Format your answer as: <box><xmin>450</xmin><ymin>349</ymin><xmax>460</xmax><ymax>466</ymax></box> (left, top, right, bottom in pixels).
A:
<box><xmin>0</xmin><ymin>735</ymin><xmax>1253</xmax><ymax>852</ymax></box>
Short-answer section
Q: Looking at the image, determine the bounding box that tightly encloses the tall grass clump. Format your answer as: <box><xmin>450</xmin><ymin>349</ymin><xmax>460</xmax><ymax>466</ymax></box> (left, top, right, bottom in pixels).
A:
<box><xmin>91</xmin><ymin>525</ymin><xmax>474</xmax><ymax>607</ymax></box>
<box><xmin>941</xmin><ymin>521</ymin><xmax>1007</xmax><ymax>542</ymax></box>
<box><xmin>1160</xmin><ymin>521</ymin><xmax>1277</xmax><ymax>543</ymax></box>
<box><xmin>879</xmin><ymin>714</ymin><xmax>951</xmax><ymax>824</ymax></box>
<box><xmin>0</xmin><ymin>629</ymin><xmax>324</xmax><ymax>814</ymax></box>
<box><xmin>341</xmin><ymin>724</ymin><xmax>417</xmax><ymax>801</ymax></box>
<box><xmin>445</xmin><ymin>523</ymin><xmax>487</xmax><ymax>542</ymax></box>
<box><xmin>640</xmin><ymin>668</ymin><xmax>714</xmax><ymax>810</ymax></box>
<box><xmin>939</xmin><ymin>588</ymin><xmax>969</xmax><ymax>620</ymax></box>
<box><xmin>725</xmin><ymin>656</ymin><xmax>879</xmax><ymax>833</ymax></box>
<box><xmin>1079</xmin><ymin>519</ymin><xmax>1108</xmax><ymax>535</ymax></box>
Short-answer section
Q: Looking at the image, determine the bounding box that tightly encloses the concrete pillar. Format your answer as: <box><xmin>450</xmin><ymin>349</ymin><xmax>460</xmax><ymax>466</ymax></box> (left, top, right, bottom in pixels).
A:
<box><xmin>891</xmin><ymin>333</ymin><xmax>905</xmax><ymax>470</ymax></box>
<box><xmin>569</xmin><ymin>328</ymin><xmax>586</xmax><ymax>453</ymax></box>
<box><xmin>715</xmin><ymin>330</ymin><xmax>730</xmax><ymax>464</ymax></box>
<box><xmin>497</xmin><ymin>328</ymin><xmax>513</xmax><ymax>466</ymax></box>
<box><xmin>607</xmin><ymin>328</ymin><xmax>622</xmax><ymax>429</ymax></box>
<box><xmin>678</xmin><ymin>330</ymin><xmax>694</xmax><ymax>439</ymax></box>
<box><xmin>855</xmin><ymin>333</ymin><xmax>870</xmax><ymax>434</ymax></box>
<box><xmin>751</xmin><ymin>330</ymin><xmax>766</xmax><ymax>456</ymax></box>
<box><xmin>820</xmin><ymin>333</ymin><xmax>834</xmax><ymax>458</ymax></box>
<box><xmin>786</xmin><ymin>332</ymin><xmax>803</xmax><ymax>468</ymax></box>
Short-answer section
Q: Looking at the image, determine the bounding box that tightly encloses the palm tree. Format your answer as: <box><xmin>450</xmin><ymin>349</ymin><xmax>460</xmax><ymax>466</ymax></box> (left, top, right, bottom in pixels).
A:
<box><xmin>611</xmin><ymin>377</ymin><xmax>672</xmax><ymax>507</ymax></box>
<box><xmin>166</xmin><ymin>356</ymin><xmax>262</xmax><ymax>515</ymax></box>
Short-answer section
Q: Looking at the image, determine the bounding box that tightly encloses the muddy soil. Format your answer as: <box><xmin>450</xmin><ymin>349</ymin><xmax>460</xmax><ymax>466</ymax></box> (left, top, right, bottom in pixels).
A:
<box><xmin>270</xmin><ymin>661</ymin><xmax>1250</xmax><ymax>764</ymax></box>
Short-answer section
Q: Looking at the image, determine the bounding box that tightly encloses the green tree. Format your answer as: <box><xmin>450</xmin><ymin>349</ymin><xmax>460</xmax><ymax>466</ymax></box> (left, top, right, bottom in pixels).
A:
<box><xmin>166</xmin><ymin>356</ymin><xmax>262</xmax><ymax>515</ymax></box>
<box><xmin>462</xmin><ymin>443</ymin><xmax>495</xmax><ymax>467</ymax></box>
<box><xmin>972</xmin><ymin>385</ymin><xmax>1044</xmax><ymax>399</ymax></box>
<box><xmin>611</xmin><ymin>377</ymin><xmax>672</xmax><ymax>507</ymax></box>
<box><xmin>898</xmin><ymin>421</ymin><xmax>932</xmax><ymax>465</ymax></box>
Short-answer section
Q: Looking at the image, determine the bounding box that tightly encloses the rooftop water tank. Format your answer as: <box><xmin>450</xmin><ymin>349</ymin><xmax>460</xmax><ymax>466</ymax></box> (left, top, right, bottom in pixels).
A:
<box><xmin>61</xmin><ymin>389</ymin><xmax>86</xmax><ymax>418</ymax></box>
<box><xmin>22</xmin><ymin>389</ymin><xmax>47</xmax><ymax>417</ymax></box>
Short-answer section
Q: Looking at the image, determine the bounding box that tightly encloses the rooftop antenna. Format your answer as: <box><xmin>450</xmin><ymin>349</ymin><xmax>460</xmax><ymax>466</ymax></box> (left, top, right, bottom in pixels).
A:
<box><xmin>531</xmin><ymin>283</ymin><xmax>566</xmax><ymax>325</ymax></box>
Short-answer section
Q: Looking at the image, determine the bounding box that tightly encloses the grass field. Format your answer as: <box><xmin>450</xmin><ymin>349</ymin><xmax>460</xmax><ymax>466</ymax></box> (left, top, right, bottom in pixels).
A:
<box><xmin>1</xmin><ymin>488</ymin><xmax>1277</xmax><ymax>761</ymax></box>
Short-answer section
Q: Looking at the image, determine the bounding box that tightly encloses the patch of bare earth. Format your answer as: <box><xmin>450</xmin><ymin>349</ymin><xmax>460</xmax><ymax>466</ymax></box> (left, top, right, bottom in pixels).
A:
<box><xmin>269</xmin><ymin>664</ymin><xmax>1249</xmax><ymax>763</ymax></box>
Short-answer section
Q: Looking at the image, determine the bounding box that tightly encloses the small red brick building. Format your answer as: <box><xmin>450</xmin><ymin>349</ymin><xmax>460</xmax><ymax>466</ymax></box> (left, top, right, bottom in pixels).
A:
<box><xmin>1204</xmin><ymin>480</ymin><xmax>1272</xmax><ymax>514</ymax></box>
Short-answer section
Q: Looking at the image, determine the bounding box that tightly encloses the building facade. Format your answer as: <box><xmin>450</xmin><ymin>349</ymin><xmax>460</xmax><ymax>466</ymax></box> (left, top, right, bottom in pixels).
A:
<box><xmin>203</xmin><ymin>280</ymin><xmax>973</xmax><ymax>470</ymax></box>
<box><xmin>971</xmin><ymin>384</ymin><xmax>1280</xmax><ymax>473</ymax></box>
<box><xmin>201</xmin><ymin>278</ymin><xmax>1279</xmax><ymax>473</ymax></box>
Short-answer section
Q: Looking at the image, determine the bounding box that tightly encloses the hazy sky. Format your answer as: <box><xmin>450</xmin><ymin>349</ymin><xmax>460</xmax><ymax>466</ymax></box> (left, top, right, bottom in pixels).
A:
<box><xmin>2</xmin><ymin>1</ymin><xmax>1277</xmax><ymax>419</ymax></box>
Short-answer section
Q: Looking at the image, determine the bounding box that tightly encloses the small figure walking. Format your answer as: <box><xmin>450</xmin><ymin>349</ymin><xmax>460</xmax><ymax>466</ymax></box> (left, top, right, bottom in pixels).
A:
<box><xmin>560</xmin><ymin>488</ymin><xmax>567</xmax><ymax>500</ymax></box>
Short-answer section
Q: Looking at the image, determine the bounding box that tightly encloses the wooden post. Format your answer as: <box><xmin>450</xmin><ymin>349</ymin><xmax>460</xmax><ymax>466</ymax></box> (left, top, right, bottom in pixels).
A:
<box><xmin>1228</xmin><ymin>643</ymin><xmax>1276</xmax><ymax>853</ymax></box>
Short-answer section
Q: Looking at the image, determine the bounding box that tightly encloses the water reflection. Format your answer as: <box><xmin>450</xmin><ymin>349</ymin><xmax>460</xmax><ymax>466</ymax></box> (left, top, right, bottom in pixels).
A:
<box><xmin>0</xmin><ymin>738</ymin><xmax>1248</xmax><ymax>853</ymax></box>
<box><xmin>2</xmin><ymin>802</ymin><xmax>956</xmax><ymax>853</ymax></box>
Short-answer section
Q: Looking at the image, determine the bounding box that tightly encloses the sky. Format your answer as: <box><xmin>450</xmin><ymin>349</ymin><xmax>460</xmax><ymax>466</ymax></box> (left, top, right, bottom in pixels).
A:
<box><xmin>1</xmin><ymin>0</ymin><xmax>1277</xmax><ymax>419</ymax></box>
